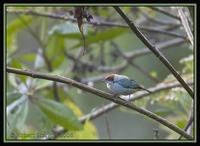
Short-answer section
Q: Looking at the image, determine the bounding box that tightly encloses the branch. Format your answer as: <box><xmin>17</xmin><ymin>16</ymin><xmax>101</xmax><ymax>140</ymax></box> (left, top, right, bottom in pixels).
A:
<box><xmin>177</xmin><ymin>7</ymin><xmax>194</xmax><ymax>46</ymax></box>
<box><xmin>6</xmin><ymin>67</ymin><xmax>193</xmax><ymax>139</ymax></box>
<box><xmin>141</xmin><ymin>9</ymin><xmax>178</xmax><ymax>26</ymax></box>
<box><xmin>104</xmin><ymin>114</ymin><xmax>112</xmax><ymax>139</ymax></box>
<box><xmin>149</xmin><ymin>7</ymin><xmax>181</xmax><ymax>21</ymax></box>
<box><xmin>126</xmin><ymin>38</ymin><xmax>185</xmax><ymax>60</ymax></box>
<box><xmin>15</xmin><ymin>13</ymin><xmax>60</xmax><ymax>101</ymax></box>
<box><xmin>111</xmin><ymin>41</ymin><xmax>161</xmax><ymax>83</ymax></box>
<box><xmin>7</xmin><ymin>9</ymin><xmax>186</xmax><ymax>39</ymax></box>
<box><xmin>178</xmin><ymin>101</ymin><xmax>194</xmax><ymax>139</ymax></box>
<box><xmin>65</xmin><ymin>38</ymin><xmax>185</xmax><ymax>77</ymax></box>
<box><xmin>64</xmin><ymin>51</ymin><xmax>128</xmax><ymax>73</ymax></box>
<box><xmin>23</xmin><ymin>38</ymin><xmax>184</xmax><ymax>91</ymax></box>
<box><xmin>114</xmin><ymin>7</ymin><xmax>193</xmax><ymax>99</ymax></box>
<box><xmin>53</xmin><ymin>80</ymin><xmax>193</xmax><ymax>139</ymax></box>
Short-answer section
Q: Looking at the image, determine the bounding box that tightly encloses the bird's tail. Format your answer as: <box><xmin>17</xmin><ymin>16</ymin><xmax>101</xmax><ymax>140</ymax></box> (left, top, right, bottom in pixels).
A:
<box><xmin>138</xmin><ymin>86</ymin><xmax>151</xmax><ymax>93</ymax></box>
<box><xmin>143</xmin><ymin>88</ymin><xmax>152</xmax><ymax>93</ymax></box>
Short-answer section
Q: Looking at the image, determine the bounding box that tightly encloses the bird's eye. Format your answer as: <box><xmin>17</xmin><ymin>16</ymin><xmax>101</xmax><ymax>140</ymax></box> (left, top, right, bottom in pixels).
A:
<box><xmin>105</xmin><ymin>75</ymin><xmax>113</xmax><ymax>81</ymax></box>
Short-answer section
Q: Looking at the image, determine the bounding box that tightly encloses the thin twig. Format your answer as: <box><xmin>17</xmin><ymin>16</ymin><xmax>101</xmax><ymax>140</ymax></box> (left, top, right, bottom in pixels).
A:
<box><xmin>153</xmin><ymin>128</ymin><xmax>159</xmax><ymax>139</ymax></box>
<box><xmin>42</xmin><ymin>80</ymin><xmax>193</xmax><ymax>139</ymax></box>
<box><xmin>15</xmin><ymin>13</ymin><xmax>60</xmax><ymax>101</ymax></box>
<box><xmin>178</xmin><ymin>101</ymin><xmax>194</xmax><ymax>140</ymax></box>
<box><xmin>44</xmin><ymin>38</ymin><xmax>185</xmax><ymax>86</ymax></box>
<box><xmin>79</xmin><ymin>81</ymin><xmax>193</xmax><ymax>126</ymax></box>
<box><xmin>126</xmin><ymin>38</ymin><xmax>185</xmax><ymax>60</ymax></box>
<box><xmin>141</xmin><ymin>9</ymin><xmax>178</xmax><ymax>26</ymax></box>
<box><xmin>64</xmin><ymin>51</ymin><xmax>128</xmax><ymax>73</ymax></box>
<box><xmin>7</xmin><ymin>9</ymin><xmax>186</xmax><ymax>39</ymax></box>
<box><xmin>177</xmin><ymin>7</ymin><xmax>194</xmax><ymax>46</ymax></box>
<box><xmin>149</xmin><ymin>7</ymin><xmax>181</xmax><ymax>21</ymax></box>
<box><xmin>114</xmin><ymin>6</ymin><xmax>193</xmax><ymax>99</ymax></box>
<box><xmin>52</xmin><ymin>80</ymin><xmax>193</xmax><ymax>139</ymax></box>
<box><xmin>130</xmin><ymin>62</ymin><xmax>160</xmax><ymax>83</ymax></box>
<box><xmin>104</xmin><ymin>114</ymin><xmax>111</xmax><ymax>139</ymax></box>
<box><xmin>6</xmin><ymin>67</ymin><xmax>193</xmax><ymax>139</ymax></box>
<box><xmin>65</xmin><ymin>38</ymin><xmax>185</xmax><ymax>76</ymax></box>
<box><xmin>111</xmin><ymin>41</ymin><xmax>161</xmax><ymax>83</ymax></box>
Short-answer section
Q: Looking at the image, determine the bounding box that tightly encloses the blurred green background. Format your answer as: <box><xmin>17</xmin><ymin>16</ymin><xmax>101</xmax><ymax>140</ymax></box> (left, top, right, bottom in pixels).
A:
<box><xmin>6</xmin><ymin>6</ymin><xmax>194</xmax><ymax>140</ymax></box>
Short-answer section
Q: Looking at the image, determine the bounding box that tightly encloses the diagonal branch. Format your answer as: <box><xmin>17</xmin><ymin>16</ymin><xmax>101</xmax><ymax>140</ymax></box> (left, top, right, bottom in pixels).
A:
<box><xmin>6</xmin><ymin>9</ymin><xmax>186</xmax><ymax>39</ymax></box>
<box><xmin>148</xmin><ymin>7</ymin><xmax>181</xmax><ymax>21</ymax></box>
<box><xmin>6</xmin><ymin>67</ymin><xmax>193</xmax><ymax>139</ymax></box>
<box><xmin>178</xmin><ymin>101</ymin><xmax>194</xmax><ymax>140</ymax></box>
<box><xmin>177</xmin><ymin>7</ymin><xmax>194</xmax><ymax>46</ymax></box>
<box><xmin>113</xmin><ymin>6</ymin><xmax>193</xmax><ymax>99</ymax></box>
<box><xmin>52</xmin><ymin>80</ymin><xmax>193</xmax><ymax>139</ymax></box>
<box><xmin>111</xmin><ymin>41</ymin><xmax>161</xmax><ymax>83</ymax></box>
<box><xmin>15</xmin><ymin>13</ymin><xmax>60</xmax><ymax>101</ymax></box>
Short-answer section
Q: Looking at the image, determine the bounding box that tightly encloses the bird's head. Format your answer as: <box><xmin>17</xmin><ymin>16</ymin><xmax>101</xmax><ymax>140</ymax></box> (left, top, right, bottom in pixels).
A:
<box><xmin>104</xmin><ymin>74</ymin><xmax>129</xmax><ymax>83</ymax></box>
<box><xmin>104</xmin><ymin>74</ymin><xmax>115</xmax><ymax>83</ymax></box>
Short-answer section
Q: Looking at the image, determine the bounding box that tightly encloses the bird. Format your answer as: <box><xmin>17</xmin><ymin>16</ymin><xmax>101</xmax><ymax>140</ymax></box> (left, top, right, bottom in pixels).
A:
<box><xmin>104</xmin><ymin>74</ymin><xmax>151</xmax><ymax>97</ymax></box>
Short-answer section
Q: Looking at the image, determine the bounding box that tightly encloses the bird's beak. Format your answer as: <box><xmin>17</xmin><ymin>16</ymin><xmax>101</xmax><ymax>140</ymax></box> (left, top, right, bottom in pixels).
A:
<box><xmin>102</xmin><ymin>78</ymin><xmax>106</xmax><ymax>82</ymax></box>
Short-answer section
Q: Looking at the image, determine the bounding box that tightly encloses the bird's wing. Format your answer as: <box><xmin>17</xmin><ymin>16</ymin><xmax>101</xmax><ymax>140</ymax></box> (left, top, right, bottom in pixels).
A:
<box><xmin>116</xmin><ymin>78</ymin><xmax>140</xmax><ymax>89</ymax></box>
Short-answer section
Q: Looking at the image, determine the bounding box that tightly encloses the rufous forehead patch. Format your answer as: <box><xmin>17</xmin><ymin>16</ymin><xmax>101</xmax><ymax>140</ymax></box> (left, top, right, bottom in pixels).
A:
<box><xmin>105</xmin><ymin>74</ymin><xmax>114</xmax><ymax>81</ymax></box>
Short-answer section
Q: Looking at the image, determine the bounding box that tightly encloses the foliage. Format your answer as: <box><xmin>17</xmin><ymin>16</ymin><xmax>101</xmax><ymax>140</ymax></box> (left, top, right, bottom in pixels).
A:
<box><xmin>6</xmin><ymin>6</ymin><xmax>194</xmax><ymax>140</ymax></box>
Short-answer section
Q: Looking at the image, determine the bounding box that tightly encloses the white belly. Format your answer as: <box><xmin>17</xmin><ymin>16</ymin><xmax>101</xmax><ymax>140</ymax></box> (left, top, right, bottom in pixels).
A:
<box><xmin>107</xmin><ymin>82</ymin><xmax>135</xmax><ymax>95</ymax></box>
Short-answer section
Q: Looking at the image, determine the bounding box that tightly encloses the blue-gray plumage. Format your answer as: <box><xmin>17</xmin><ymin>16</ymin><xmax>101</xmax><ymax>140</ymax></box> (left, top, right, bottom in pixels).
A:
<box><xmin>105</xmin><ymin>74</ymin><xmax>151</xmax><ymax>96</ymax></box>
<box><xmin>115</xmin><ymin>78</ymin><xmax>141</xmax><ymax>89</ymax></box>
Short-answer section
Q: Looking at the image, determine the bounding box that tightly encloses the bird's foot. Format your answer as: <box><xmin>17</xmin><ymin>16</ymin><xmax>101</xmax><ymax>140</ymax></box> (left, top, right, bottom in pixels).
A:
<box><xmin>112</xmin><ymin>94</ymin><xmax>127</xmax><ymax>102</ymax></box>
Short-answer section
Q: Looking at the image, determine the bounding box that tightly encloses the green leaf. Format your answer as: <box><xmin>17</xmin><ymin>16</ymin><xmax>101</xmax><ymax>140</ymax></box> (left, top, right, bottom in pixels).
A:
<box><xmin>71</xmin><ymin>28</ymin><xmax>128</xmax><ymax>49</ymax></box>
<box><xmin>48</xmin><ymin>21</ymin><xmax>87</xmax><ymax>37</ymax></box>
<box><xmin>15</xmin><ymin>99</ymin><xmax>29</xmax><ymax>132</ymax></box>
<box><xmin>35</xmin><ymin>79</ymin><xmax>53</xmax><ymax>91</ymax></box>
<box><xmin>36</xmin><ymin>98</ymin><xmax>83</xmax><ymax>130</ymax></box>
<box><xmin>20</xmin><ymin>53</ymin><xmax>36</xmax><ymax>62</ymax></box>
<box><xmin>153</xmin><ymin>107</ymin><xmax>173</xmax><ymax>117</ymax></box>
<box><xmin>8</xmin><ymin>59</ymin><xmax>27</xmax><ymax>83</ymax></box>
<box><xmin>7</xmin><ymin>97</ymin><xmax>28</xmax><ymax>134</ymax></box>
<box><xmin>57</xmin><ymin>99</ymin><xmax>98</xmax><ymax>139</ymax></box>
<box><xmin>176</xmin><ymin>118</ymin><xmax>187</xmax><ymax>129</ymax></box>
<box><xmin>150</xmin><ymin>71</ymin><xmax>157</xmax><ymax>78</ymax></box>
<box><xmin>7</xmin><ymin>15</ymin><xmax>34</xmax><ymax>35</ymax></box>
<box><xmin>51</xmin><ymin>58</ymin><xmax>68</xmax><ymax>76</ymax></box>
<box><xmin>24</xmin><ymin>100</ymin><xmax>54</xmax><ymax>138</ymax></box>
<box><xmin>46</xmin><ymin>33</ymin><xmax>65</xmax><ymax>58</ymax></box>
<box><xmin>180</xmin><ymin>55</ymin><xmax>193</xmax><ymax>73</ymax></box>
<box><xmin>6</xmin><ymin>91</ymin><xmax>22</xmax><ymax>105</ymax></box>
<box><xmin>51</xmin><ymin>53</ymin><xmax>65</xmax><ymax>69</ymax></box>
<box><xmin>8</xmin><ymin>73</ymin><xmax>18</xmax><ymax>88</ymax></box>
<box><xmin>9</xmin><ymin>58</ymin><xmax>22</xmax><ymax>69</ymax></box>
<box><xmin>7</xmin><ymin>15</ymin><xmax>34</xmax><ymax>56</ymax></box>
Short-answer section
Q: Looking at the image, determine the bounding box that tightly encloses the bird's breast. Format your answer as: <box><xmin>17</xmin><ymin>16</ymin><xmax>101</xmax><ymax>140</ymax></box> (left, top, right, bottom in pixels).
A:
<box><xmin>106</xmin><ymin>83</ymin><xmax>111</xmax><ymax>89</ymax></box>
<box><xmin>108</xmin><ymin>82</ymin><xmax>135</xmax><ymax>95</ymax></box>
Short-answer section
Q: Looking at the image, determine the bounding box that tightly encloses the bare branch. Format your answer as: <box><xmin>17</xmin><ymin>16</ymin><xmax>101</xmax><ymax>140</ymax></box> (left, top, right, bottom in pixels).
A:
<box><xmin>111</xmin><ymin>41</ymin><xmax>161</xmax><ymax>83</ymax></box>
<box><xmin>178</xmin><ymin>101</ymin><xmax>194</xmax><ymax>139</ymax></box>
<box><xmin>149</xmin><ymin>7</ymin><xmax>181</xmax><ymax>21</ymax></box>
<box><xmin>7</xmin><ymin>9</ymin><xmax>186</xmax><ymax>39</ymax></box>
<box><xmin>64</xmin><ymin>51</ymin><xmax>128</xmax><ymax>73</ymax></box>
<box><xmin>141</xmin><ymin>9</ymin><xmax>178</xmax><ymax>26</ymax></box>
<box><xmin>114</xmin><ymin>6</ymin><xmax>193</xmax><ymax>99</ymax></box>
<box><xmin>53</xmin><ymin>80</ymin><xmax>193</xmax><ymax>139</ymax></box>
<box><xmin>104</xmin><ymin>114</ymin><xmax>112</xmax><ymax>139</ymax></box>
<box><xmin>177</xmin><ymin>7</ymin><xmax>194</xmax><ymax>46</ymax></box>
<box><xmin>6</xmin><ymin>67</ymin><xmax>193</xmax><ymax>139</ymax></box>
<box><xmin>15</xmin><ymin>13</ymin><xmax>61</xmax><ymax>101</ymax></box>
<box><xmin>126</xmin><ymin>38</ymin><xmax>185</xmax><ymax>59</ymax></box>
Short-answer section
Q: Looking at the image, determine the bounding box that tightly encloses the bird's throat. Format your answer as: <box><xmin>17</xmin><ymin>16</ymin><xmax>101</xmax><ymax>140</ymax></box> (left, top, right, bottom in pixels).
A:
<box><xmin>106</xmin><ymin>83</ymin><xmax>111</xmax><ymax>89</ymax></box>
